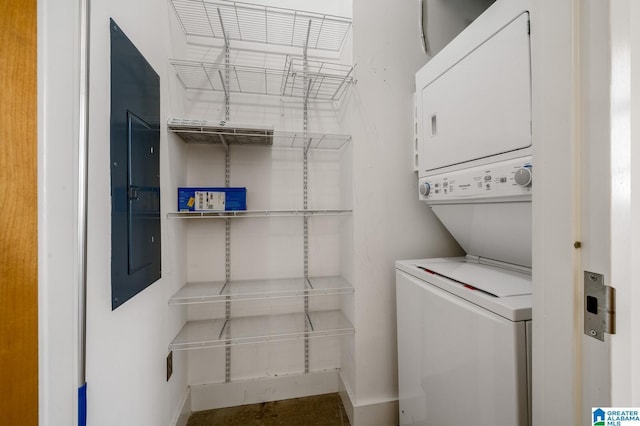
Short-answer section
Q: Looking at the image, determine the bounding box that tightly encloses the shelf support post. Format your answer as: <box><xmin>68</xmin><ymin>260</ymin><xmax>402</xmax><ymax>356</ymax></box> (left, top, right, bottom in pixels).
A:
<box><xmin>217</xmin><ymin>6</ymin><xmax>233</xmax><ymax>383</ymax></box>
<box><xmin>218</xmin><ymin>134</ymin><xmax>229</xmax><ymax>152</ymax></box>
<box><xmin>224</xmin><ymin>145</ymin><xmax>231</xmax><ymax>383</ymax></box>
<box><xmin>303</xmin><ymin>19</ymin><xmax>311</xmax><ymax>60</ymax></box>
<box><xmin>217</xmin><ymin>70</ymin><xmax>230</xmax><ymax>101</ymax></box>
<box><xmin>302</xmin><ymin>19</ymin><xmax>312</xmax><ymax>374</ymax></box>
<box><xmin>217</xmin><ymin>8</ymin><xmax>231</xmax><ymax>119</ymax></box>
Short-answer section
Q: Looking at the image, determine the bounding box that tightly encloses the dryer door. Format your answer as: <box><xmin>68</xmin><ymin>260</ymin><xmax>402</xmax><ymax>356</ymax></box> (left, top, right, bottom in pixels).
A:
<box><xmin>420</xmin><ymin>12</ymin><xmax>531</xmax><ymax>172</ymax></box>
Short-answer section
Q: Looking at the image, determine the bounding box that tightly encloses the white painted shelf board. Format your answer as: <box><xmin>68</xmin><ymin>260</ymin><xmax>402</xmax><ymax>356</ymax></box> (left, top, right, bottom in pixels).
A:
<box><xmin>169</xmin><ymin>276</ymin><xmax>354</xmax><ymax>305</ymax></box>
<box><xmin>169</xmin><ymin>310</ymin><xmax>354</xmax><ymax>351</ymax></box>
<box><xmin>167</xmin><ymin>209</ymin><xmax>352</xmax><ymax>219</ymax></box>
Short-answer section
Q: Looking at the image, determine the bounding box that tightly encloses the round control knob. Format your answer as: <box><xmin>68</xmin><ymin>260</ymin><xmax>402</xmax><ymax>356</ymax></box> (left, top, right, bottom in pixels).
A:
<box><xmin>419</xmin><ymin>182</ymin><xmax>431</xmax><ymax>197</ymax></box>
<box><xmin>514</xmin><ymin>167</ymin><xmax>532</xmax><ymax>187</ymax></box>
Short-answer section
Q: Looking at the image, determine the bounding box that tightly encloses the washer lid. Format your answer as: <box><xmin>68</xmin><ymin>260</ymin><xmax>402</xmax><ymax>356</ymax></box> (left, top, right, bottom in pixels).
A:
<box><xmin>415</xmin><ymin>258</ymin><xmax>531</xmax><ymax>297</ymax></box>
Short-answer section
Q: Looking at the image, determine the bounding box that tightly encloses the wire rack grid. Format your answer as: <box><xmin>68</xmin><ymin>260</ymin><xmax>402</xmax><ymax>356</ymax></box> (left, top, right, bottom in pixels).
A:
<box><xmin>168</xmin><ymin>118</ymin><xmax>352</xmax><ymax>150</ymax></box>
<box><xmin>170</xmin><ymin>0</ymin><xmax>352</xmax><ymax>53</ymax></box>
<box><xmin>171</xmin><ymin>57</ymin><xmax>354</xmax><ymax>101</ymax></box>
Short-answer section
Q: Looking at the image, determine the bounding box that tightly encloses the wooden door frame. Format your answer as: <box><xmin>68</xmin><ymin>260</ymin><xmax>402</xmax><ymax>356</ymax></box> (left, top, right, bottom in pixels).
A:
<box><xmin>533</xmin><ymin>1</ymin><xmax>640</xmax><ymax>424</ymax></box>
<box><xmin>0</xmin><ymin>0</ymin><xmax>38</xmax><ymax>424</ymax></box>
<box><xmin>531</xmin><ymin>0</ymin><xmax>583</xmax><ymax>424</ymax></box>
<box><xmin>38</xmin><ymin>0</ymin><xmax>83</xmax><ymax>423</ymax></box>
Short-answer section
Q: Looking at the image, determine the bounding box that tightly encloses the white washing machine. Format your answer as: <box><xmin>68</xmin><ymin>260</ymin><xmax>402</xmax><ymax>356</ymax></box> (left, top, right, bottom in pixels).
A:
<box><xmin>396</xmin><ymin>158</ymin><xmax>533</xmax><ymax>426</ymax></box>
<box><xmin>398</xmin><ymin>0</ymin><xmax>534</xmax><ymax>424</ymax></box>
<box><xmin>396</xmin><ymin>257</ymin><xmax>531</xmax><ymax>426</ymax></box>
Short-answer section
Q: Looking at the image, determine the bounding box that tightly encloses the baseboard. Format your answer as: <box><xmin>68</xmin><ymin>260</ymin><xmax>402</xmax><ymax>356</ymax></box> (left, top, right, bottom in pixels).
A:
<box><xmin>170</xmin><ymin>388</ymin><xmax>191</xmax><ymax>426</ymax></box>
<box><xmin>338</xmin><ymin>372</ymin><xmax>355</xmax><ymax>425</ymax></box>
<box><xmin>190</xmin><ymin>370</ymin><xmax>341</xmax><ymax>412</ymax></box>
<box><xmin>338</xmin><ymin>373</ymin><xmax>399</xmax><ymax>426</ymax></box>
<box><xmin>352</xmin><ymin>399</ymin><xmax>398</xmax><ymax>426</ymax></box>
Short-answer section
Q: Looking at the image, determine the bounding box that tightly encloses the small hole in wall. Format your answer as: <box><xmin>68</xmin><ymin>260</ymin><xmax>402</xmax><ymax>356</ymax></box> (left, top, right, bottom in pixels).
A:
<box><xmin>430</xmin><ymin>114</ymin><xmax>437</xmax><ymax>136</ymax></box>
<box><xmin>414</xmin><ymin>154</ymin><xmax>419</xmax><ymax>168</ymax></box>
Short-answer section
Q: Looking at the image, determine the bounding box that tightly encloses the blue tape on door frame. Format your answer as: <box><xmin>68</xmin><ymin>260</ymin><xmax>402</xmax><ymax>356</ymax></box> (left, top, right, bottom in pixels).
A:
<box><xmin>78</xmin><ymin>382</ymin><xmax>87</xmax><ymax>426</ymax></box>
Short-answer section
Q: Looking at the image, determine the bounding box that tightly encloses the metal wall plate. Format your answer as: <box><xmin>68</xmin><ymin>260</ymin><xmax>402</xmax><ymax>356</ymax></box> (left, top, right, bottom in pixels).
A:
<box><xmin>584</xmin><ymin>271</ymin><xmax>616</xmax><ymax>341</ymax></box>
<box><xmin>110</xmin><ymin>19</ymin><xmax>161</xmax><ymax>310</ymax></box>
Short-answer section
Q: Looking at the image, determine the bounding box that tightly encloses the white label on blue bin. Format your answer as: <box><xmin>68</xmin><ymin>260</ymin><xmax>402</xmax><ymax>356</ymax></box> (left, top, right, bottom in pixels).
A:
<box><xmin>194</xmin><ymin>191</ymin><xmax>225</xmax><ymax>211</ymax></box>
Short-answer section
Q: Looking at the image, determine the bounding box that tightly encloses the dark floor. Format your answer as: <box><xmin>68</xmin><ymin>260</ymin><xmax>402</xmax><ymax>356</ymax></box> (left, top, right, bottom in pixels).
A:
<box><xmin>187</xmin><ymin>393</ymin><xmax>350</xmax><ymax>426</ymax></box>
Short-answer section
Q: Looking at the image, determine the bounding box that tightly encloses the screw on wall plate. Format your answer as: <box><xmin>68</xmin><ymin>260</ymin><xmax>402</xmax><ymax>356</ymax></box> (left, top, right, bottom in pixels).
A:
<box><xmin>113</xmin><ymin>162</ymin><xmax>118</xmax><ymax>168</ymax></box>
<box><xmin>574</xmin><ymin>241</ymin><xmax>582</xmax><ymax>248</ymax></box>
<box><xmin>589</xmin><ymin>274</ymin><xmax>598</xmax><ymax>281</ymax></box>
<box><xmin>590</xmin><ymin>329</ymin><xmax>597</xmax><ymax>336</ymax></box>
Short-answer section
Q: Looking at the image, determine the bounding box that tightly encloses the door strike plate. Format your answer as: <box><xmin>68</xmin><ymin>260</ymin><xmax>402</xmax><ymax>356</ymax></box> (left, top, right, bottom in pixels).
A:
<box><xmin>584</xmin><ymin>271</ymin><xmax>616</xmax><ymax>341</ymax></box>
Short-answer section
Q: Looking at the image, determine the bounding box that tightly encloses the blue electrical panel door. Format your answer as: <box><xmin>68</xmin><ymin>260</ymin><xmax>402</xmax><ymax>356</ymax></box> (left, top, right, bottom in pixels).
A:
<box><xmin>127</xmin><ymin>111</ymin><xmax>160</xmax><ymax>274</ymax></box>
<box><xmin>110</xmin><ymin>19</ymin><xmax>161</xmax><ymax>310</ymax></box>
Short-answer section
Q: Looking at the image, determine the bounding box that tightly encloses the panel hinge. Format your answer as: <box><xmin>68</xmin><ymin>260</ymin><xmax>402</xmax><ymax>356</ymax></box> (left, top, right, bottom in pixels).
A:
<box><xmin>584</xmin><ymin>271</ymin><xmax>616</xmax><ymax>341</ymax></box>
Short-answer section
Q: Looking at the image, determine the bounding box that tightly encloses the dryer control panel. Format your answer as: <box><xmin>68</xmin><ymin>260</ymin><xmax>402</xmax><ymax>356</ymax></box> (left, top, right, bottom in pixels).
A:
<box><xmin>419</xmin><ymin>157</ymin><xmax>532</xmax><ymax>202</ymax></box>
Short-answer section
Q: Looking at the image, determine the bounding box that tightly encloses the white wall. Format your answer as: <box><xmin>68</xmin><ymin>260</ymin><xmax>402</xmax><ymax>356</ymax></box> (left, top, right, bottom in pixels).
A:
<box><xmin>349</xmin><ymin>0</ymin><xmax>461</xmax><ymax>423</ymax></box>
<box><xmin>83</xmin><ymin>1</ymin><xmax>188</xmax><ymax>425</ymax></box>
<box><xmin>40</xmin><ymin>0</ymin><xmax>190</xmax><ymax>424</ymax></box>
<box><xmin>630</xmin><ymin>0</ymin><xmax>640</xmax><ymax>404</ymax></box>
<box><xmin>40</xmin><ymin>0</ymin><xmax>460</xmax><ymax>423</ymax></box>
<box><xmin>423</xmin><ymin>0</ymin><xmax>495</xmax><ymax>57</ymax></box>
<box><xmin>610</xmin><ymin>0</ymin><xmax>640</xmax><ymax>408</ymax></box>
<box><xmin>172</xmin><ymin>0</ymin><xmax>355</xmax><ymax>400</ymax></box>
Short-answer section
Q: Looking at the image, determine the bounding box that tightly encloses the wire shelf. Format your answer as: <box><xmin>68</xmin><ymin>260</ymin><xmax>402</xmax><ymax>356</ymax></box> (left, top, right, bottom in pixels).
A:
<box><xmin>169</xmin><ymin>276</ymin><xmax>354</xmax><ymax>305</ymax></box>
<box><xmin>169</xmin><ymin>310</ymin><xmax>354</xmax><ymax>351</ymax></box>
<box><xmin>170</xmin><ymin>0</ymin><xmax>352</xmax><ymax>53</ymax></box>
<box><xmin>171</xmin><ymin>59</ymin><xmax>354</xmax><ymax>100</ymax></box>
<box><xmin>168</xmin><ymin>118</ymin><xmax>352</xmax><ymax>150</ymax></box>
<box><xmin>167</xmin><ymin>209</ymin><xmax>352</xmax><ymax>219</ymax></box>
<box><xmin>282</xmin><ymin>56</ymin><xmax>354</xmax><ymax>100</ymax></box>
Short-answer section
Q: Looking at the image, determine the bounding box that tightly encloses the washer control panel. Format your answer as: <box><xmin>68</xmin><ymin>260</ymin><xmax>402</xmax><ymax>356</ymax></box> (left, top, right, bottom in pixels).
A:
<box><xmin>419</xmin><ymin>158</ymin><xmax>532</xmax><ymax>201</ymax></box>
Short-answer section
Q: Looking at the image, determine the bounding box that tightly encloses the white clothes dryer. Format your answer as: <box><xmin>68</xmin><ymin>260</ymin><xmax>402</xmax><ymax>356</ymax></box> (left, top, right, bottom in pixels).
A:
<box><xmin>397</xmin><ymin>155</ymin><xmax>533</xmax><ymax>426</ymax></box>
<box><xmin>399</xmin><ymin>0</ymin><xmax>534</xmax><ymax>424</ymax></box>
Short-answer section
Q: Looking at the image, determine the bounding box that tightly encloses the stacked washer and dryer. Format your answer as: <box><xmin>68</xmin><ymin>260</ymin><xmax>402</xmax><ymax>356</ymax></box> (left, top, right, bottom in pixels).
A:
<box><xmin>396</xmin><ymin>1</ymin><xmax>534</xmax><ymax>425</ymax></box>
